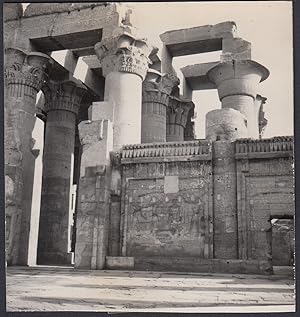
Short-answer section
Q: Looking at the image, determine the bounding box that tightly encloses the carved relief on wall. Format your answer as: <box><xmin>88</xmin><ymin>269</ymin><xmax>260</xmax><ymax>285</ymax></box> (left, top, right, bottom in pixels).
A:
<box><xmin>122</xmin><ymin>160</ymin><xmax>213</xmax><ymax>258</ymax></box>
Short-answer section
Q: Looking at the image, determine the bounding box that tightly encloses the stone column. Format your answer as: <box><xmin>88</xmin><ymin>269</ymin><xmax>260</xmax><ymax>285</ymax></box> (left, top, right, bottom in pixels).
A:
<box><xmin>37</xmin><ymin>79</ymin><xmax>86</xmax><ymax>265</ymax></box>
<box><xmin>94</xmin><ymin>25</ymin><xmax>153</xmax><ymax>150</ymax></box>
<box><xmin>166</xmin><ymin>96</ymin><xmax>194</xmax><ymax>142</ymax></box>
<box><xmin>207</xmin><ymin>60</ymin><xmax>269</xmax><ymax>139</ymax></box>
<box><xmin>5</xmin><ymin>48</ymin><xmax>50</xmax><ymax>265</ymax></box>
<box><xmin>142</xmin><ymin>70</ymin><xmax>179</xmax><ymax>143</ymax></box>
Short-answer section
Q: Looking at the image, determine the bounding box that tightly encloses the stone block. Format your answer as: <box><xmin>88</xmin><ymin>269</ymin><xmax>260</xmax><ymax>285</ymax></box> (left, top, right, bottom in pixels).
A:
<box><xmin>105</xmin><ymin>256</ymin><xmax>134</xmax><ymax>270</ymax></box>
<box><xmin>134</xmin><ymin>256</ymin><xmax>272</xmax><ymax>275</ymax></box>
<box><xmin>88</xmin><ymin>101</ymin><xmax>114</xmax><ymax>121</ymax></box>
<box><xmin>221</xmin><ymin>38</ymin><xmax>251</xmax><ymax>61</ymax></box>
<box><xmin>164</xmin><ymin>176</ymin><xmax>179</xmax><ymax>194</ymax></box>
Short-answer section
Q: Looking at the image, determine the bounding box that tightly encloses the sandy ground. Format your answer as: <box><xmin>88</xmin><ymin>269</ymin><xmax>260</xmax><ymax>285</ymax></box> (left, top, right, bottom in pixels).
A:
<box><xmin>6</xmin><ymin>266</ymin><xmax>295</xmax><ymax>313</ymax></box>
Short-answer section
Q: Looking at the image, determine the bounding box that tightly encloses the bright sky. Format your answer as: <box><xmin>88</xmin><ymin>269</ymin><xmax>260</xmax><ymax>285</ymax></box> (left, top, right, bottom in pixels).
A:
<box><xmin>25</xmin><ymin>2</ymin><xmax>293</xmax><ymax>139</ymax></box>
<box><xmin>128</xmin><ymin>1</ymin><xmax>293</xmax><ymax>138</ymax></box>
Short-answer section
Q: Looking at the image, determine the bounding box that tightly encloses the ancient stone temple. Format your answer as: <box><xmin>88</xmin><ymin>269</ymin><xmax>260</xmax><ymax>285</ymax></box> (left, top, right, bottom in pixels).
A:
<box><xmin>4</xmin><ymin>3</ymin><xmax>294</xmax><ymax>274</ymax></box>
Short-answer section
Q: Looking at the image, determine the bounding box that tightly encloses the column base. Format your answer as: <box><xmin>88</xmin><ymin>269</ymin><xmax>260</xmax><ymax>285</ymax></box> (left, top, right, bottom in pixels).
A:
<box><xmin>37</xmin><ymin>251</ymin><xmax>73</xmax><ymax>265</ymax></box>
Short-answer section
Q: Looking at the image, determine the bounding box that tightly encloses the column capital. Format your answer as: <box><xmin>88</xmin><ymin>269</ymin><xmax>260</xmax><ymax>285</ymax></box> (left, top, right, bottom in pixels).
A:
<box><xmin>42</xmin><ymin>79</ymin><xmax>87</xmax><ymax>115</ymax></box>
<box><xmin>5</xmin><ymin>48</ymin><xmax>50</xmax><ymax>98</ymax></box>
<box><xmin>167</xmin><ymin>96</ymin><xmax>195</xmax><ymax>127</ymax></box>
<box><xmin>94</xmin><ymin>27</ymin><xmax>153</xmax><ymax>80</ymax></box>
<box><xmin>142</xmin><ymin>70</ymin><xmax>180</xmax><ymax>104</ymax></box>
<box><xmin>207</xmin><ymin>60</ymin><xmax>269</xmax><ymax>100</ymax></box>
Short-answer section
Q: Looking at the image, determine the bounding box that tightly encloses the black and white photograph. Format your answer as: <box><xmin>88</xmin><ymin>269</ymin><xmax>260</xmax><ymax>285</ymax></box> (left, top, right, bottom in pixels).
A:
<box><xmin>4</xmin><ymin>1</ymin><xmax>295</xmax><ymax>313</ymax></box>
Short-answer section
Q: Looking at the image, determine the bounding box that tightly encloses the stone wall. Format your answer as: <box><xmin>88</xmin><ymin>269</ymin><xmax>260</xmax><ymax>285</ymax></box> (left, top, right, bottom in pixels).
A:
<box><xmin>107</xmin><ymin>137</ymin><xmax>294</xmax><ymax>274</ymax></box>
<box><xmin>122</xmin><ymin>160</ymin><xmax>213</xmax><ymax>258</ymax></box>
<box><xmin>235</xmin><ymin>137</ymin><xmax>294</xmax><ymax>265</ymax></box>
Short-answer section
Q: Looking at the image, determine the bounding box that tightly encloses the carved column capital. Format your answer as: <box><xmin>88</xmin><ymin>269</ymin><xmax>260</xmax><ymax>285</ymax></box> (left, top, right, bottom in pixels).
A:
<box><xmin>94</xmin><ymin>28</ymin><xmax>153</xmax><ymax>80</ymax></box>
<box><xmin>142</xmin><ymin>70</ymin><xmax>180</xmax><ymax>105</ymax></box>
<box><xmin>5</xmin><ymin>48</ymin><xmax>50</xmax><ymax>99</ymax></box>
<box><xmin>167</xmin><ymin>96</ymin><xmax>195</xmax><ymax>128</ymax></box>
<box><xmin>207</xmin><ymin>60</ymin><xmax>269</xmax><ymax>100</ymax></box>
<box><xmin>42</xmin><ymin>79</ymin><xmax>87</xmax><ymax>115</ymax></box>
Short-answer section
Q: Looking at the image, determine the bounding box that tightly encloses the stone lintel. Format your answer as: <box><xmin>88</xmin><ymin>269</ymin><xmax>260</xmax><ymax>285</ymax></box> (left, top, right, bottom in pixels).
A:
<box><xmin>221</xmin><ymin>37</ymin><xmax>252</xmax><ymax>62</ymax></box>
<box><xmin>160</xmin><ymin>22</ymin><xmax>237</xmax><ymax>57</ymax></box>
<box><xmin>23</xmin><ymin>3</ymin><xmax>108</xmax><ymax>18</ymax></box>
<box><xmin>7</xmin><ymin>4</ymin><xmax>121</xmax><ymax>52</ymax></box>
<box><xmin>82</xmin><ymin>55</ymin><xmax>102</xmax><ymax>69</ymax></box>
<box><xmin>181</xmin><ymin>62</ymin><xmax>219</xmax><ymax>90</ymax></box>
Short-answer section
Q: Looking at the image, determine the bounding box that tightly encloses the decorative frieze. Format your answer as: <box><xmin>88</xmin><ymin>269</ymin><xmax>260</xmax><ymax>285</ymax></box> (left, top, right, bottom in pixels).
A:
<box><xmin>5</xmin><ymin>48</ymin><xmax>50</xmax><ymax>99</ymax></box>
<box><xmin>122</xmin><ymin>140</ymin><xmax>211</xmax><ymax>161</ymax></box>
<box><xmin>42</xmin><ymin>79</ymin><xmax>87</xmax><ymax>115</ymax></box>
<box><xmin>235</xmin><ymin>136</ymin><xmax>293</xmax><ymax>159</ymax></box>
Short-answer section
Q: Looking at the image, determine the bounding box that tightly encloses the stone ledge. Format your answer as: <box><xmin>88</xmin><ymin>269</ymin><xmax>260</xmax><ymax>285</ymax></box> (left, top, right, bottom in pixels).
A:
<box><xmin>235</xmin><ymin>151</ymin><xmax>293</xmax><ymax>160</ymax></box>
<box><xmin>106</xmin><ymin>256</ymin><xmax>134</xmax><ymax>270</ymax></box>
<box><xmin>121</xmin><ymin>154</ymin><xmax>212</xmax><ymax>164</ymax></box>
<box><xmin>134</xmin><ymin>256</ymin><xmax>272</xmax><ymax>275</ymax></box>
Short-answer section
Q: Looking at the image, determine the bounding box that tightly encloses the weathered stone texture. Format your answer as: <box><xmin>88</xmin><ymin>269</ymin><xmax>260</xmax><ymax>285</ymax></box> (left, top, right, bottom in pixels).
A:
<box><xmin>5</xmin><ymin>3</ymin><xmax>122</xmax><ymax>52</ymax></box>
<box><xmin>37</xmin><ymin>80</ymin><xmax>86</xmax><ymax>264</ymax></box>
<box><xmin>272</xmin><ymin>219</ymin><xmax>294</xmax><ymax>266</ymax></box>
<box><xmin>5</xmin><ymin>48</ymin><xmax>50</xmax><ymax>265</ymax></box>
<box><xmin>141</xmin><ymin>71</ymin><xmax>179</xmax><ymax>143</ymax></box>
<box><xmin>121</xmin><ymin>159</ymin><xmax>213</xmax><ymax>259</ymax></box>
<box><xmin>213</xmin><ymin>141</ymin><xmax>238</xmax><ymax>259</ymax></box>
<box><xmin>236</xmin><ymin>152</ymin><xmax>294</xmax><ymax>270</ymax></box>
<box><xmin>74</xmin><ymin>118</ymin><xmax>113</xmax><ymax>269</ymax></box>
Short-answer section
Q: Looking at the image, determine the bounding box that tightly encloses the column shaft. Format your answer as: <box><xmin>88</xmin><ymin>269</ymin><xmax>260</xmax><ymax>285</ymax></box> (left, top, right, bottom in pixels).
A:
<box><xmin>94</xmin><ymin>22</ymin><xmax>153</xmax><ymax>150</ymax></box>
<box><xmin>222</xmin><ymin>95</ymin><xmax>258</xmax><ymax>139</ymax></box>
<box><xmin>37</xmin><ymin>79</ymin><xmax>86</xmax><ymax>265</ymax></box>
<box><xmin>141</xmin><ymin>71</ymin><xmax>179</xmax><ymax>143</ymax></box>
<box><xmin>104</xmin><ymin>72</ymin><xmax>142</xmax><ymax>149</ymax></box>
<box><xmin>38</xmin><ymin>110</ymin><xmax>76</xmax><ymax>264</ymax></box>
<box><xmin>5</xmin><ymin>48</ymin><xmax>49</xmax><ymax>265</ymax></box>
<box><xmin>142</xmin><ymin>96</ymin><xmax>167</xmax><ymax>143</ymax></box>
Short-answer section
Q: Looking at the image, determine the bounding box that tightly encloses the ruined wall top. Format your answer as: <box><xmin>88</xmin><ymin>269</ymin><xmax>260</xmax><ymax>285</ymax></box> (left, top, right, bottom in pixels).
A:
<box><xmin>19</xmin><ymin>3</ymin><xmax>111</xmax><ymax>19</ymax></box>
